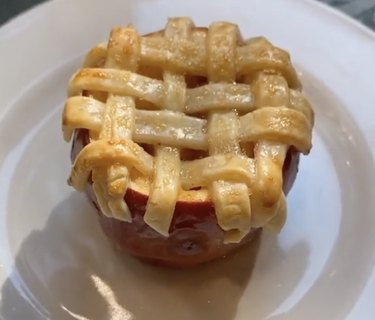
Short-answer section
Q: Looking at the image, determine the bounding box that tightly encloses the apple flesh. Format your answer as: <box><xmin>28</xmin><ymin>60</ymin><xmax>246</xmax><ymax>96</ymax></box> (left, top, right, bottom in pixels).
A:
<box><xmin>71</xmin><ymin>129</ymin><xmax>299</xmax><ymax>267</ymax></box>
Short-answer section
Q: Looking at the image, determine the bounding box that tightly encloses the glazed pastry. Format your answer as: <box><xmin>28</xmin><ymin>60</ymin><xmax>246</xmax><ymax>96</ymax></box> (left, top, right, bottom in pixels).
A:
<box><xmin>62</xmin><ymin>17</ymin><xmax>314</xmax><ymax>267</ymax></box>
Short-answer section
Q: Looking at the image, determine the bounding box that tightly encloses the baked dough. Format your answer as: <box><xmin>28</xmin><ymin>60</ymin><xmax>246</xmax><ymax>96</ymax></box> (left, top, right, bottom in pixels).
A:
<box><xmin>62</xmin><ymin>18</ymin><xmax>314</xmax><ymax>243</ymax></box>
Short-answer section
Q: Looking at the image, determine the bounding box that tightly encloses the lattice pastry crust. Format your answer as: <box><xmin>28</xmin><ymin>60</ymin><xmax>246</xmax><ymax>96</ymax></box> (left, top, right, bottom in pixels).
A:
<box><xmin>62</xmin><ymin>18</ymin><xmax>314</xmax><ymax>243</ymax></box>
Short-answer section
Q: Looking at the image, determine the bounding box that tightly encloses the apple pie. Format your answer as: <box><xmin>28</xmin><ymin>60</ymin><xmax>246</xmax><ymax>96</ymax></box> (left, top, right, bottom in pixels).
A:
<box><xmin>62</xmin><ymin>17</ymin><xmax>314</xmax><ymax>267</ymax></box>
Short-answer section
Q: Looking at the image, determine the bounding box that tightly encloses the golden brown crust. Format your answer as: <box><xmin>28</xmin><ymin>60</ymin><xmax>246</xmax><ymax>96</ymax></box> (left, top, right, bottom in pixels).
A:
<box><xmin>62</xmin><ymin>18</ymin><xmax>314</xmax><ymax>243</ymax></box>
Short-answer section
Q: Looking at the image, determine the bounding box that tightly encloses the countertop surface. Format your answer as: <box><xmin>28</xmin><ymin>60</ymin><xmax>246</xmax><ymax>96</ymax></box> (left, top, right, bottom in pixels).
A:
<box><xmin>1</xmin><ymin>0</ymin><xmax>375</xmax><ymax>30</ymax></box>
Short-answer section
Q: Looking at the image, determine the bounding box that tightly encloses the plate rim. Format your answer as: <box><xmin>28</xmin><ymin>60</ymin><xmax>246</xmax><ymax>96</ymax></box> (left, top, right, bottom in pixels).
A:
<box><xmin>1</xmin><ymin>0</ymin><xmax>375</xmax><ymax>40</ymax></box>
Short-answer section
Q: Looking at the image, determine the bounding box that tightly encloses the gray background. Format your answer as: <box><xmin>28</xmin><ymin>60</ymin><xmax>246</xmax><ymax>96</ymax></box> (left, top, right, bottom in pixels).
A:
<box><xmin>1</xmin><ymin>0</ymin><xmax>375</xmax><ymax>30</ymax></box>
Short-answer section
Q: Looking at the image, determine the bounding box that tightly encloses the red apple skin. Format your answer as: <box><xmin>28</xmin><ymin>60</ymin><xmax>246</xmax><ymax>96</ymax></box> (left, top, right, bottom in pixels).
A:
<box><xmin>71</xmin><ymin>129</ymin><xmax>299</xmax><ymax>267</ymax></box>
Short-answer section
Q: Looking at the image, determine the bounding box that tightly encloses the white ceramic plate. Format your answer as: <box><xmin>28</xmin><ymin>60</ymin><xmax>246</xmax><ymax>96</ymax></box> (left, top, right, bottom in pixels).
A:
<box><xmin>1</xmin><ymin>0</ymin><xmax>375</xmax><ymax>319</ymax></box>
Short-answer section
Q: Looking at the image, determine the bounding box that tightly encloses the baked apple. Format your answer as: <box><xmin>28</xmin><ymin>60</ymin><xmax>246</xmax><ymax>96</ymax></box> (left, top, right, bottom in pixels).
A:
<box><xmin>62</xmin><ymin>18</ymin><xmax>314</xmax><ymax>267</ymax></box>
